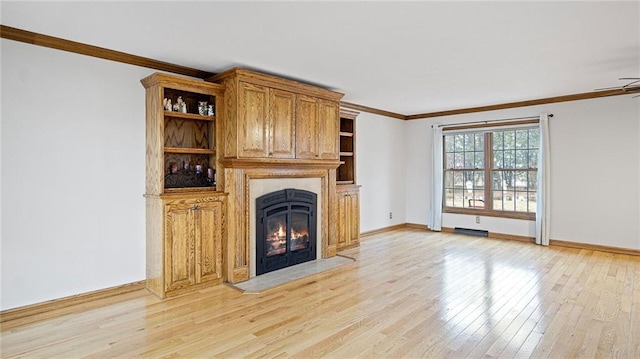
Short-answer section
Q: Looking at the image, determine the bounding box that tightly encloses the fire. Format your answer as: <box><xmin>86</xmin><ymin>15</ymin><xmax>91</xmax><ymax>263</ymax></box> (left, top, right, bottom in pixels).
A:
<box><xmin>276</xmin><ymin>225</ymin><xmax>286</xmax><ymax>238</ymax></box>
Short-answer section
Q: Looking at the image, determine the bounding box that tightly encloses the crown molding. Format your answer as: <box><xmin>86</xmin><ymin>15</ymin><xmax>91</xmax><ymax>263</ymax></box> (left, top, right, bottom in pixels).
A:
<box><xmin>0</xmin><ymin>24</ymin><xmax>213</xmax><ymax>79</ymax></box>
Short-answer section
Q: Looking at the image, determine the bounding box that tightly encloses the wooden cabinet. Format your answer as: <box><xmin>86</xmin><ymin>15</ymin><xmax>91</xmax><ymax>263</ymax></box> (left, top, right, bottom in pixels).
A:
<box><xmin>141</xmin><ymin>73</ymin><xmax>225</xmax><ymax>194</ymax></box>
<box><xmin>142</xmin><ymin>73</ymin><xmax>227</xmax><ymax>298</ymax></box>
<box><xmin>147</xmin><ymin>194</ymin><xmax>226</xmax><ymax>298</ymax></box>
<box><xmin>337</xmin><ymin>109</ymin><xmax>360</xmax><ymax>251</ymax></box>
<box><xmin>318</xmin><ymin>100</ymin><xmax>340</xmax><ymax>159</ymax></box>
<box><xmin>269</xmin><ymin>89</ymin><xmax>296</xmax><ymax>158</ymax></box>
<box><xmin>337</xmin><ymin>185</ymin><xmax>360</xmax><ymax>251</ymax></box>
<box><xmin>207</xmin><ymin>68</ymin><xmax>343</xmax><ymax>161</ymax></box>
<box><xmin>295</xmin><ymin>94</ymin><xmax>319</xmax><ymax>159</ymax></box>
<box><xmin>164</xmin><ymin>195</ymin><xmax>225</xmax><ymax>294</ymax></box>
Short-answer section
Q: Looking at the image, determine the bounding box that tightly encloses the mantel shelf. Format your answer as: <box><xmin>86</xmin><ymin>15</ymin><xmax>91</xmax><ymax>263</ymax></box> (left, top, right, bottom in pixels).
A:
<box><xmin>164</xmin><ymin>111</ymin><xmax>215</xmax><ymax>122</ymax></box>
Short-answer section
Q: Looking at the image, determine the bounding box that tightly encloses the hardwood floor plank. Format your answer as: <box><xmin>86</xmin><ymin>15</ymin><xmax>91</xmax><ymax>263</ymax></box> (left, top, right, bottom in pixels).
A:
<box><xmin>1</xmin><ymin>230</ymin><xmax>639</xmax><ymax>358</ymax></box>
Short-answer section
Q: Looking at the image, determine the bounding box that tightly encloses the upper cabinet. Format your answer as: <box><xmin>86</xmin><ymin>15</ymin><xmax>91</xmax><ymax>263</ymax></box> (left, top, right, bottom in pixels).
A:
<box><xmin>207</xmin><ymin>68</ymin><xmax>343</xmax><ymax>161</ymax></box>
<box><xmin>141</xmin><ymin>73</ymin><xmax>225</xmax><ymax>195</ymax></box>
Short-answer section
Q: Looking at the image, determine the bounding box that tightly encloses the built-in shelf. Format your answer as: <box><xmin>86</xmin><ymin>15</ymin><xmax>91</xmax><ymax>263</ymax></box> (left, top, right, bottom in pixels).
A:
<box><xmin>339</xmin><ymin>132</ymin><xmax>354</xmax><ymax>137</ymax></box>
<box><xmin>339</xmin><ymin>152</ymin><xmax>354</xmax><ymax>157</ymax></box>
<box><xmin>337</xmin><ymin>180</ymin><xmax>354</xmax><ymax>185</ymax></box>
<box><xmin>164</xmin><ymin>111</ymin><xmax>215</xmax><ymax>121</ymax></box>
<box><xmin>164</xmin><ymin>147</ymin><xmax>216</xmax><ymax>155</ymax></box>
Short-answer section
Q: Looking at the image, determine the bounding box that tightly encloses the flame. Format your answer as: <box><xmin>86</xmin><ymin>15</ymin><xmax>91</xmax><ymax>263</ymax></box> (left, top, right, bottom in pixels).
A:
<box><xmin>276</xmin><ymin>225</ymin><xmax>286</xmax><ymax>238</ymax></box>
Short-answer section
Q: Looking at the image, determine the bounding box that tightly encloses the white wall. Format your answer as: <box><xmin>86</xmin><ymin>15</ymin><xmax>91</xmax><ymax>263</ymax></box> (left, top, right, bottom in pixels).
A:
<box><xmin>356</xmin><ymin>113</ymin><xmax>406</xmax><ymax>232</ymax></box>
<box><xmin>404</xmin><ymin>96</ymin><xmax>640</xmax><ymax>250</ymax></box>
<box><xmin>1</xmin><ymin>40</ymin><xmax>153</xmax><ymax>310</ymax></box>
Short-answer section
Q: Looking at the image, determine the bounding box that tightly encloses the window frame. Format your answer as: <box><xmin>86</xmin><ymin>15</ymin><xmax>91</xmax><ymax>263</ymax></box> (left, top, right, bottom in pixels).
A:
<box><xmin>442</xmin><ymin>120</ymin><xmax>539</xmax><ymax>221</ymax></box>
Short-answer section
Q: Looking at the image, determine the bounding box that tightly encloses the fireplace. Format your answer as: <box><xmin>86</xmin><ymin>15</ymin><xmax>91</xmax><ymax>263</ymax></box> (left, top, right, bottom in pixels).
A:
<box><xmin>256</xmin><ymin>188</ymin><xmax>317</xmax><ymax>275</ymax></box>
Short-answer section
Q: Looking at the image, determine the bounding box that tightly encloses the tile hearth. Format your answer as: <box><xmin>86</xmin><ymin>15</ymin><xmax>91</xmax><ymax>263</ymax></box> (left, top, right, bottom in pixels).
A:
<box><xmin>228</xmin><ymin>255</ymin><xmax>355</xmax><ymax>293</ymax></box>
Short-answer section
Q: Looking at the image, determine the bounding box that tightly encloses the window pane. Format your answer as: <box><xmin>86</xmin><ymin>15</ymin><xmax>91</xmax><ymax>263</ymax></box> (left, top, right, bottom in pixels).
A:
<box><xmin>445</xmin><ymin>189</ymin><xmax>454</xmax><ymax>207</ymax></box>
<box><xmin>503</xmin><ymin>131</ymin><xmax>515</xmax><ymax>149</ymax></box>
<box><xmin>474</xmin><ymin>171</ymin><xmax>484</xmax><ymax>188</ymax></box>
<box><xmin>465</xmin><ymin>133</ymin><xmax>475</xmax><ymax>151</ymax></box>
<box><xmin>528</xmin><ymin>191</ymin><xmax>537</xmax><ymax>212</ymax></box>
<box><xmin>515</xmin><ymin>191</ymin><xmax>529</xmax><ymax>212</ymax></box>
<box><xmin>528</xmin><ymin>149</ymin><xmax>538</xmax><ymax>169</ymax></box>
<box><xmin>494</xmin><ymin>150</ymin><xmax>503</xmax><ymax>168</ymax></box>
<box><xmin>453</xmin><ymin>172</ymin><xmax>464</xmax><ymax>188</ymax></box>
<box><xmin>444</xmin><ymin>171</ymin><xmax>453</xmax><ymax>188</ymax></box>
<box><xmin>529</xmin><ymin>129</ymin><xmax>539</xmax><ymax>148</ymax></box>
<box><xmin>503</xmin><ymin>150</ymin><xmax>516</xmax><ymax>169</ymax></box>
<box><xmin>454</xmin><ymin>152</ymin><xmax>464</xmax><ymax>168</ymax></box>
<box><xmin>515</xmin><ymin>150</ymin><xmax>527</xmax><ymax>168</ymax></box>
<box><xmin>475</xmin><ymin>134</ymin><xmax>484</xmax><ymax>151</ymax></box>
<box><xmin>528</xmin><ymin>171</ymin><xmax>537</xmax><ymax>191</ymax></box>
<box><xmin>453</xmin><ymin>189</ymin><xmax>463</xmax><ymax>207</ymax></box>
<box><xmin>446</xmin><ymin>153</ymin><xmax>455</xmax><ymax>169</ymax></box>
<box><xmin>493</xmin><ymin>132</ymin><xmax>504</xmax><ymax>150</ymax></box>
<box><xmin>465</xmin><ymin>152</ymin><xmax>475</xmax><ymax>168</ymax></box>
<box><xmin>454</xmin><ymin>134</ymin><xmax>464</xmax><ymax>151</ymax></box>
<box><xmin>515</xmin><ymin>130</ymin><xmax>528</xmax><ymax>149</ymax></box>
<box><xmin>515</xmin><ymin>171</ymin><xmax>528</xmax><ymax>188</ymax></box>
<box><xmin>474</xmin><ymin>151</ymin><xmax>484</xmax><ymax>168</ymax></box>
<box><xmin>445</xmin><ymin>135</ymin><xmax>454</xmax><ymax>152</ymax></box>
<box><xmin>493</xmin><ymin>191</ymin><xmax>503</xmax><ymax>210</ymax></box>
<box><xmin>492</xmin><ymin>171</ymin><xmax>505</xmax><ymax>190</ymax></box>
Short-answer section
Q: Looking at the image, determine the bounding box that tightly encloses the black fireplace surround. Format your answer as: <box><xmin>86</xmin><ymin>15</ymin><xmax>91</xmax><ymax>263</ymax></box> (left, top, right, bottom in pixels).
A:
<box><xmin>256</xmin><ymin>188</ymin><xmax>317</xmax><ymax>275</ymax></box>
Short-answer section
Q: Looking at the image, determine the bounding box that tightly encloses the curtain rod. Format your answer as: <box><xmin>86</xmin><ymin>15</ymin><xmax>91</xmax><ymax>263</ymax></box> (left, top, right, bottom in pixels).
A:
<box><xmin>433</xmin><ymin>114</ymin><xmax>553</xmax><ymax>128</ymax></box>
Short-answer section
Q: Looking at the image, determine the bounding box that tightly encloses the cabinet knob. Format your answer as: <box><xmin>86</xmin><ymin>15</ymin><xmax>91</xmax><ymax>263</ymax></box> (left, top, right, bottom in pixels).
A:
<box><xmin>269</xmin><ymin>152</ymin><xmax>273</xmax><ymax>156</ymax></box>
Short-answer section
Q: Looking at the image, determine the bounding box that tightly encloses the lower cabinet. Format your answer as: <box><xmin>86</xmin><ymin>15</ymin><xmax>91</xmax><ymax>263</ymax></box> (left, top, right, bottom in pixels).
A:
<box><xmin>147</xmin><ymin>193</ymin><xmax>226</xmax><ymax>298</ymax></box>
<box><xmin>336</xmin><ymin>185</ymin><xmax>361</xmax><ymax>251</ymax></box>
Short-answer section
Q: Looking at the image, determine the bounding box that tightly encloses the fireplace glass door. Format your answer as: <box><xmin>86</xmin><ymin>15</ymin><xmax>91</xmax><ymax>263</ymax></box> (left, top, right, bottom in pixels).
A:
<box><xmin>257</xmin><ymin>189</ymin><xmax>317</xmax><ymax>275</ymax></box>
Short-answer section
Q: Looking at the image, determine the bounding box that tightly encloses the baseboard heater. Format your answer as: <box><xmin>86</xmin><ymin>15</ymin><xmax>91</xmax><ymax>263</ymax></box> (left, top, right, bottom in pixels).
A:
<box><xmin>454</xmin><ymin>227</ymin><xmax>489</xmax><ymax>237</ymax></box>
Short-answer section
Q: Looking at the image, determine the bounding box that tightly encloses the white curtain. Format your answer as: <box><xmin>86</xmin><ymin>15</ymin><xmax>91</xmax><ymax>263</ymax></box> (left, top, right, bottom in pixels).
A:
<box><xmin>427</xmin><ymin>125</ymin><xmax>443</xmax><ymax>231</ymax></box>
<box><xmin>536</xmin><ymin>113</ymin><xmax>551</xmax><ymax>245</ymax></box>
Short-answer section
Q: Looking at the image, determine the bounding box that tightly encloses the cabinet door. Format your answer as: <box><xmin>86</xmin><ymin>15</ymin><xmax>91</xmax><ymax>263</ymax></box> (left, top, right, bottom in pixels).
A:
<box><xmin>317</xmin><ymin>100</ymin><xmax>340</xmax><ymax>159</ymax></box>
<box><xmin>195</xmin><ymin>200</ymin><xmax>224</xmax><ymax>284</ymax></box>
<box><xmin>295</xmin><ymin>95</ymin><xmax>319</xmax><ymax>159</ymax></box>
<box><xmin>238</xmin><ymin>82</ymin><xmax>269</xmax><ymax>158</ymax></box>
<box><xmin>348</xmin><ymin>190</ymin><xmax>360</xmax><ymax>246</ymax></box>
<box><xmin>165</xmin><ymin>202</ymin><xmax>195</xmax><ymax>292</ymax></box>
<box><xmin>336</xmin><ymin>191</ymin><xmax>349</xmax><ymax>249</ymax></box>
<box><xmin>269</xmin><ymin>89</ymin><xmax>296</xmax><ymax>158</ymax></box>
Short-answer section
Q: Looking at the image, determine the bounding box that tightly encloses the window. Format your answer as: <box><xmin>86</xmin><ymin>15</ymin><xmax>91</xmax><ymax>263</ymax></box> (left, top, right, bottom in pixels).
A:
<box><xmin>443</xmin><ymin>124</ymin><xmax>539</xmax><ymax>220</ymax></box>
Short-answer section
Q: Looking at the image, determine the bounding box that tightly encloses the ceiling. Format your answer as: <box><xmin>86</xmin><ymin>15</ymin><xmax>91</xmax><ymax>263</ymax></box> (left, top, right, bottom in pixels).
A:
<box><xmin>2</xmin><ymin>1</ymin><xmax>639</xmax><ymax>116</ymax></box>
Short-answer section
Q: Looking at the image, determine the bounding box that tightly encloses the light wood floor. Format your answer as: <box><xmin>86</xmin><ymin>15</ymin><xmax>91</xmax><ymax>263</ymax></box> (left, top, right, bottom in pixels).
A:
<box><xmin>2</xmin><ymin>229</ymin><xmax>639</xmax><ymax>358</ymax></box>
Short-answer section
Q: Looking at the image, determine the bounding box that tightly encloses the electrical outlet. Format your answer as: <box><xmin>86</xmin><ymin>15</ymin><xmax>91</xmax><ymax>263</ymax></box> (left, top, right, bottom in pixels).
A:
<box><xmin>475</xmin><ymin>216</ymin><xmax>480</xmax><ymax>224</ymax></box>
<box><xmin>389</xmin><ymin>212</ymin><xmax>393</xmax><ymax>219</ymax></box>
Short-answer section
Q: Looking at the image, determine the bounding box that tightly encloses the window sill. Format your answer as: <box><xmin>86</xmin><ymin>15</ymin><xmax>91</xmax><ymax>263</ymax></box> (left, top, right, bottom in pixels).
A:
<box><xmin>443</xmin><ymin>207</ymin><xmax>535</xmax><ymax>221</ymax></box>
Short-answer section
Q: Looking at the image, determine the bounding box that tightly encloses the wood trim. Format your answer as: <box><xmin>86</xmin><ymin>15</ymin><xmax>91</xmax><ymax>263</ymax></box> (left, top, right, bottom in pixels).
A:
<box><xmin>221</xmin><ymin>158</ymin><xmax>340</xmax><ymax>169</ymax></box>
<box><xmin>207</xmin><ymin>67</ymin><xmax>344</xmax><ymax>102</ymax></box>
<box><xmin>359</xmin><ymin>223</ymin><xmax>409</xmax><ymax>237</ymax></box>
<box><xmin>443</xmin><ymin>207</ymin><xmax>536</xmax><ymax>221</ymax></box>
<box><xmin>406</xmin><ymin>87</ymin><xmax>640</xmax><ymax>120</ymax></box>
<box><xmin>549</xmin><ymin>239</ymin><xmax>640</xmax><ymax>257</ymax></box>
<box><xmin>0</xmin><ymin>25</ymin><xmax>213</xmax><ymax>79</ymax></box>
<box><xmin>442</xmin><ymin>119</ymin><xmax>539</xmax><ymax>132</ymax></box>
<box><xmin>404</xmin><ymin>223</ymin><xmax>430</xmax><ymax>231</ymax></box>
<box><xmin>0</xmin><ymin>280</ymin><xmax>145</xmax><ymax>324</ymax></box>
<box><xmin>340</xmin><ymin>101</ymin><xmax>406</xmax><ymax>120</ymax></box>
